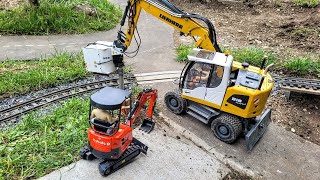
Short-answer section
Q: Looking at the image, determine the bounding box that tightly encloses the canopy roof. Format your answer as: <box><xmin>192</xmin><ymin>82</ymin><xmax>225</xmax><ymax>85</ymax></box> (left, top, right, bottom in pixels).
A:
<box><xmin>90</xmin><ymin>86</ymin><xmax>131</xmax><ymax>110</ymax></box>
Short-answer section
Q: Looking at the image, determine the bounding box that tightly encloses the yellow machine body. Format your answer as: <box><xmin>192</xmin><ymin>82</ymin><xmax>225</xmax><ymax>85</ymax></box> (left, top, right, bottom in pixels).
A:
<box><xmin>116</xmin><ymin>0</ymin><xmax>274</xmax><ymax>150</ymax></box>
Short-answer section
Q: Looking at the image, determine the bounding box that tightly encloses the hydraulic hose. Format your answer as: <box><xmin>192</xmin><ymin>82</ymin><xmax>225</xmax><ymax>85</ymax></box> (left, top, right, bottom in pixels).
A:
<box><xmin>182</xmin><ymin>13</ymin><xmax>221</xmax><ymax>52</ymax></box>
<box><xmin>120</xmin><ymin>0</ymin><xmax>132</xmax><ymax>26</ymax></box>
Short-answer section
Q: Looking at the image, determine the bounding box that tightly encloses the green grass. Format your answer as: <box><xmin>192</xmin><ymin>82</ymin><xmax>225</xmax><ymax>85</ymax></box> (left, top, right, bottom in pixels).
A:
<box><xmin>123</xmin><ymin>65</ymin><xmax>133</xmax><ymax>74</ymax></box>
<box><xmin>230</xmin><ymin>47</ymin><xmax>276</xmax><ymax>67</ymax></box>
<box><xmin>175</xmin><ymin>45</ymin><xmax>276</xmax><ymax>66</ymax></box>
<box><xmin>0</xmin><ymin>0</ymin><xmax>122</xmax><ymax>35</ymax></box>
<box><xmin>293</xmin><ymin>0</ymin><xmax>319</xmax><ymax>7</ymax></box>
<box><xmin>175</xmin><ymin>44</ymin><xmax>320</xmax><ymax>77</ymax></box>
<box><xmin>0</xmin><ymin>52</ymin><xmax>87</xmax><ymax>96</ymax></box>
<box><xmin>0</xmin><ymin>98</ymin><xmax>89</xmax><ymax>179</ymax></box>
<box><xmin>283</xmin><ymin>57</ymin><xmax>320</xmax><ymax>76</ymax></box>
<box><xmin>176</xmin><ymin>44</ymin><xmax>194</xmax><ymax>62</ymax></box>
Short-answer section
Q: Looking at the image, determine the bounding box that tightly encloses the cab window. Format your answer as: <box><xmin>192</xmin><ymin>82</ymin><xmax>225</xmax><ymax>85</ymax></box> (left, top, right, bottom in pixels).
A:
<box><xmin>208</xmin><ymin>65</ymin><xmax>224</xmax><ymax>88</ymax></box>
<box><xmin>184</xmin><ymin>63</ymin><xmax>212</xmax><ymax>90</ymax></box>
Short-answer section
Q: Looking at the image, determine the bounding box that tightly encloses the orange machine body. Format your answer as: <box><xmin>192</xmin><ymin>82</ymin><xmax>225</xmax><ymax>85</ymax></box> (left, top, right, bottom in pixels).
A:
<box><xmin>88</xmin><ymin>124</ymin><xmax>133</xmax><ymax>160</ymax></box>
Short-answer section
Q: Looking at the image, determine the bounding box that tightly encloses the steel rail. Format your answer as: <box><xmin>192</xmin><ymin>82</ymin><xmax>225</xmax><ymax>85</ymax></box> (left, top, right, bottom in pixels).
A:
<box><xmin>1</xmin><ymin>73</ymin><xmax>319</xmax><ymax>124</ymax></box>
<box><xmin>0</xmin><ymin>77</ymin><xmax>134</xmax><ymax>123</ymax></box>
<box><xmin>273</xmin><ymin>75</ymin><xmax>320</xmax><ymax>90</ymax></box>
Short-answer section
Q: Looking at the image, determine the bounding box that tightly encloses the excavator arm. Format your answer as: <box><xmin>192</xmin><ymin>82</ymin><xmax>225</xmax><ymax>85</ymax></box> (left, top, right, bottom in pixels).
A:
<box><xmin>115</xmin><ymin>0</ymin><xmax>221</xmax><ymax>53</ymax></box>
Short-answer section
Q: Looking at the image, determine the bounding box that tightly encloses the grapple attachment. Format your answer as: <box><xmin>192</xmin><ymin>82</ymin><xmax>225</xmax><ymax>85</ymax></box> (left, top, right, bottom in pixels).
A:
<box><xmin>139</xmin><ymin>118</ymin><xmax>155</xmax><ymax>133</ymax></box>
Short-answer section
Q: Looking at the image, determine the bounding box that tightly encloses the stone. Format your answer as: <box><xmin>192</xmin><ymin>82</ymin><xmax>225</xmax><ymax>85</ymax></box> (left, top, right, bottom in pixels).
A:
<box><xmin>72</xmin><ymin>3</ymin><xmax>97</xmax><ymax>16</ymax></box>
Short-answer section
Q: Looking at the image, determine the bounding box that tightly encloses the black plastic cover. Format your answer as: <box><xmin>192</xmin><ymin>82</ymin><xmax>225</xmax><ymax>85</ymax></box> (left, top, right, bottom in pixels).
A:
<box><xmin>90</xmin><ymin>86</ymin><xmax>131</xmax><ymax>110</ymax></box>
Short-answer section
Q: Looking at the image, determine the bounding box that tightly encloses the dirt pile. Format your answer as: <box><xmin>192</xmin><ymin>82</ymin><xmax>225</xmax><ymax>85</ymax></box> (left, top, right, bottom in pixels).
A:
<box><xmin>278</xmin><ymin>7</ymin><xmax>320</xmax><ymax>51</ymax></box>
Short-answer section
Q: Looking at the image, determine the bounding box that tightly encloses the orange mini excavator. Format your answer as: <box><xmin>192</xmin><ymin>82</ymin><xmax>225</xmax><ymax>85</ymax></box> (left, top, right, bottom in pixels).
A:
<box><xmin>80</xmin><ymin>87</ymin><xmax>157</xmax><ymax>176</ymax></box>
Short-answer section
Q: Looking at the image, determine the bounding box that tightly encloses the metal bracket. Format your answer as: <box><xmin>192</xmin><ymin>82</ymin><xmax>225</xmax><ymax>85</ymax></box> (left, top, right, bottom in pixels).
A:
<box><xmin>245</xmin><ymin>109</ymin><xmax>271</xmax><ymax>151</ymax></box>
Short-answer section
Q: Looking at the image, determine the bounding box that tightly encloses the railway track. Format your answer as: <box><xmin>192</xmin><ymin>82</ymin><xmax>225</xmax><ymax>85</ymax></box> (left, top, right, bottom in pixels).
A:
<box><xmin>0</xmin><ymin>76</ymin><xmax>134</xmax><ymax>124</ymax></box>
<box><xmin>273</xmin><ymin>75</ymin><xmax>320</xmax><ymax>90</ymax></box>
<box><xmin>1</xmin><ymin>72</ymin><xmax>319</xmax><ymax>125</ymax></box>
<box><xmin>0</xmin><ymin>71</ymin><xmax>179</xmax><ymax>125</ymax></box>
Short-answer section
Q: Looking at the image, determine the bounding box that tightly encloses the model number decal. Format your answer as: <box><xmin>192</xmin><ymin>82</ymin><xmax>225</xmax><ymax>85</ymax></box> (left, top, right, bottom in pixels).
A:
<box><xmin>159</xmin><ymin>14</ymin><xmax>183</xmax><ymax>29</ymax></box>
<box><xmin>93</xmin><ymin>138</ymin><xmax>110</xmax><ymax>146</ymax></box>
<box><xmin>227</xmin><ymin>95</ymin><xmax>249</xmax><ymax>109</ymax></box>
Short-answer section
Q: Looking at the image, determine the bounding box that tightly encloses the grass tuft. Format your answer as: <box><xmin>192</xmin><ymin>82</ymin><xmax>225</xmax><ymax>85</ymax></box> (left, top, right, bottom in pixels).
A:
<box><xmin>176</xmin><ymin>44</ymin><xmax>194</xmax><ymax>62</ymax></box>
<box><xmin>230</xmin><ymin>47</ymin><xmax>276</xmax><ymax>67</ymax></box>
<box><xmin>0</xmin><ymin>0</ymin><xmax>122</xmax><ymax>35</ymax></box>
<box><xmin>0</xmin><ymin>98</ymin><xmax>89</xmax><ymax>179</ymax></box>
<box><xmin>0</xmin><ymin>52</ymin><xmax>88</xmax><ymax>96</ymax></box>
<box><xmin>283</xmin><ymin>57</ymin><xmax>320</xmax><ymax>76</ymax></box>
<box><xmin>174</xmin><ymin>45</ymin><xmax>320</xmax><ymax>77</ymax></box>
<box><xmin>293</xmin><ymin>0</ymin><xmax>319</xmax><ymax>7</ymax></box>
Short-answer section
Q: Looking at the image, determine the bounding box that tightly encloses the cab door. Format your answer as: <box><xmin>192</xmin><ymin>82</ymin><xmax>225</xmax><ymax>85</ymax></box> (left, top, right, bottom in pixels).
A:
<box><xmin>204</xmin><ymin>65</ymin><xmax>229</xmax><ymax>107</ymax></box>
<box><xmin>182</xmin><ymin>62</ymin><xmax>212</xmax><ymax>100</ymax></box>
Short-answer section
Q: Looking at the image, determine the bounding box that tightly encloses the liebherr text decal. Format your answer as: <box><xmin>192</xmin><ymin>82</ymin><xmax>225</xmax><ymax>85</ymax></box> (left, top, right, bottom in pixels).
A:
<box><xmin>159</xmin><ymin>14</ymin><xmax>183</xmax><ymax>29</ymax></box>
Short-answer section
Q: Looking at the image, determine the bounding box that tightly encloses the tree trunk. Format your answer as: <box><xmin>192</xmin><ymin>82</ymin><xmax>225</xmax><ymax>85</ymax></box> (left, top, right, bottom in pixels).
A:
<box><xmin>28</xmin><ymin>0</ymin><xmax>40</xmax><ymax>7</ymax></box>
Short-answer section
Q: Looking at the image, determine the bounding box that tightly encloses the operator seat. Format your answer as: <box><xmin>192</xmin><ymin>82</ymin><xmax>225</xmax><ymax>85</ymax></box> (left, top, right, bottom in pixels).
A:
<box><xmin>91</xmin><ymin>118</ymin><xmax>120</xmax><ymax>136</ymax></box>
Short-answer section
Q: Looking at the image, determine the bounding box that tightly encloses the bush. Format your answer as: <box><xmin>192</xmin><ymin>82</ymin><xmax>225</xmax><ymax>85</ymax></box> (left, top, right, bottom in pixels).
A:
<box><xmin>230</xmin><ymin>47</ymin><xmax>277</xmax><ymax>67</ymax></box>
<box><xmin>0</xmin><ymin>0</ymin><xmax>122</xmax><ymax>35</ymax></box>
<box><xmin>176</xmin><ymin>44</ymin><xmax>194</xmax><ymax>62</ymax></box>
<box><xmin>283</xmin><ymin>57</ymin><xmax>320</xmax><ymax>76</ymax></box>
<box><xmin>293</xmin><ymin>0</ymin><xmax>319</xmax><ymax>7</ymax></box>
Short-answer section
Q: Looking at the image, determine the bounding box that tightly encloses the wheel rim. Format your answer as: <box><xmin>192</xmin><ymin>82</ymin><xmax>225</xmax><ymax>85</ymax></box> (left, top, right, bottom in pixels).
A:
<box><xmin>216</xmin><ymin>124</ymin><xmax>230</xmax><ymax>138</ymax></box>
<box><xmin>169</xmin><ymin>98</ymin><xmax>178</xmax><ymax>107</ymax></box>
<box><xmin>167</xmin><ymin>96</ymin><xmax>180</xmax><ymax>111</ymax></box>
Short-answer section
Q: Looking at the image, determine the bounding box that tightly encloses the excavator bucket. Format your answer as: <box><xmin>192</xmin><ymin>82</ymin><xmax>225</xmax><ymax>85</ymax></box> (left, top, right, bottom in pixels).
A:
<box><xmin>139</xmin><ymin>118</ymin><xmax>155</xmax><ymax>133</ymax></box>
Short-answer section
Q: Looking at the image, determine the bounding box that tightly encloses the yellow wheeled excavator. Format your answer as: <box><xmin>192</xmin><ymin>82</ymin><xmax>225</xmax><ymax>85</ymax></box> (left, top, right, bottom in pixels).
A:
<box><xmin>84</xmin><ymin>0</ymin><xmax>274</xmax><ymax>151</ymax></box>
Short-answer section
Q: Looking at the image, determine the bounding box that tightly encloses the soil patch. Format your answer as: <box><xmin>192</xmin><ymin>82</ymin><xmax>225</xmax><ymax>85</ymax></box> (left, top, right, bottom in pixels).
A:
<box><xmin>267</xmin><ymin>91</ymin><xmax>320</xmax><ymax>145</ymax></box>
<box><xmin>172</xmin><ymin>0</ymin><xmax>320</xmax><ymax>56</ymax></box>
<box><xmin>277</xmin><ymin>8</ymin><xmax>320</xmax><ymax>52</ymax></box>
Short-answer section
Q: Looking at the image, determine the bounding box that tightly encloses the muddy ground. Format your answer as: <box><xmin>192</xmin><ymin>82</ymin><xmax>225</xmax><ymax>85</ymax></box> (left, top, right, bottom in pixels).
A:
<box><xmin>173</xmin><ymin>0</ymin><xmax>320</xmax><ymax>145</ymax></box>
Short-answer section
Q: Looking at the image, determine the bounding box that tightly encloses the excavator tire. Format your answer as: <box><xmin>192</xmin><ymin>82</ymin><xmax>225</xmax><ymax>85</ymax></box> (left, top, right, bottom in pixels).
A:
<box><xmin>164</xmin><ymin>91</ymin><xmax>187</xmax><ymax>115</ymax></box>
<box><xmin>211</xmin><ymin>114</ymin><xmax>242</xmax><ymax>144</ymax></box>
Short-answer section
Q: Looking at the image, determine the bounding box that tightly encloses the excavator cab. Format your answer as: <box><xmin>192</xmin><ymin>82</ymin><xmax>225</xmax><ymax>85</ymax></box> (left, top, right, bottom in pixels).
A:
<box><xmin>167</xmin><ymin>48</ymin><xmax>273</xmax><ymax>150</ymax></box>
<box><xmin>89</xmin><ymin>86</ymin><xmax>131</xmax><ymax>136</ymax></box>
<box><xmin>180</xmin><ymin>48</ymin><xmax>233</xmax><ymax>106</ymax></box>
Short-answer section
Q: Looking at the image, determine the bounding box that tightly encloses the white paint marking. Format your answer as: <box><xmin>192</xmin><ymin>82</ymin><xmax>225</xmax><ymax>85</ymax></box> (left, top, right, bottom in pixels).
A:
<box><xmin>59</xmin><ymin>43</ymin><xmax>66</xmax><ymax>45</ymax></box>
<box><xmin>14</xmin><ymin>45</ymin><xmax>23</xmax><ymax>47</ymax></box>
<box><xmin>65</xmin><ymin>46</ymin><xmax>72</xmax><ymax>48</ymax></box>
<box><xmin>2</xmin><ymin>46</ymin><xmax>10</xmax><ymax>48</ymax></box>
<box><xmin>138</xmin><ymin>78</ymin><xmax>176</xmax><ymax>84</ymax></box>
<box><xmin>134</xmin><ymin>71</ymin><xmax>181</xmax><ymax>77</ymax></box>
<box><xmin>37</xmin><ymin>45</ymin><xmax>45</xmax><ymax>47</ymax></box>
<box><xmin>25</xmin><ymin>45</ymin><xmax>34</xmax><ymax>47</ymax></box>
<box><xmin>136</xmin><ymin>74</ymin><xmax>180</xmax><ymax>81</ymax></box>
<box><xmin>49</xmin><ymin>44</ymin><xmax>56</xmax><ymax>46</ymax></box>
<box><xmin>69</xmin><ymin>43</ymin><xmax>77</xmax><ymax>45</ymax></box>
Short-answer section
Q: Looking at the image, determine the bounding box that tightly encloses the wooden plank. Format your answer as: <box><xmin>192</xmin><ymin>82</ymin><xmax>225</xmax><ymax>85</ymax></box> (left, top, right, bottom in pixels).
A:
<box><xmin>281</xmin><ymin>86</ymin><xmax>320</xmax><ymax>96</ymax></box>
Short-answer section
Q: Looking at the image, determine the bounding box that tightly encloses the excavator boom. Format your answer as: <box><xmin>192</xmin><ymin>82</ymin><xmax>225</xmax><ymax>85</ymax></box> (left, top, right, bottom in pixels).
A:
<box><xmin>116</xmin><ymin>0</ymin><xmax>221</xmax><ymax>52</ymax></box>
